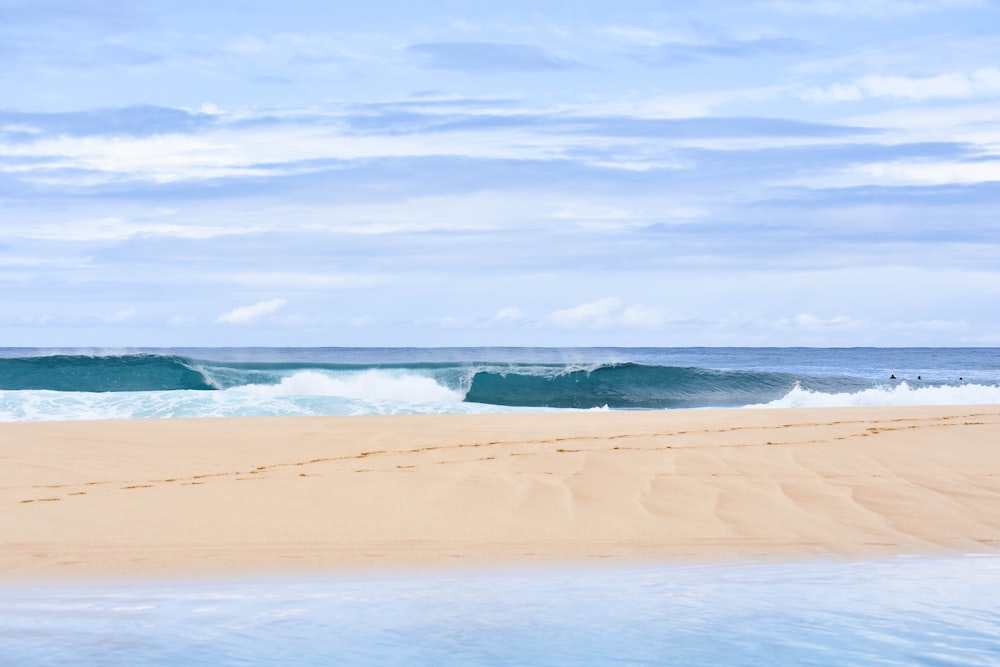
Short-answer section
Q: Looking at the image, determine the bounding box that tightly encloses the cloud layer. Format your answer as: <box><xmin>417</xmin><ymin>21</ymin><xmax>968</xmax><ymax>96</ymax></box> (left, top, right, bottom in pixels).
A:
<box><xmin>2</xmin><ymin>0</ymin><xmax>1000</xmax><ymax>346</ymax></box>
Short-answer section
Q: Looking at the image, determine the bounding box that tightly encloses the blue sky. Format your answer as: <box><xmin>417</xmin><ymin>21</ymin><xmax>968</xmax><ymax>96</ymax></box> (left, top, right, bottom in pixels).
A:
<box><xmin>2</xmin><ymin>0</ymin><xmax>1000</xmax><ymax>346</ymax></box>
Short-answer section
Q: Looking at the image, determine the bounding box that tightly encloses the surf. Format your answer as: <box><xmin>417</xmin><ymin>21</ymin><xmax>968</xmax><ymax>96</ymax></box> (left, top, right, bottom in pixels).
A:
<box><xmin>751</xmin><ymin>380</ymin><xmax>1000</xmax><ymax>409</ymax></box>
<box><xmin>2</xmin><ymin>348</ymin><xmax>998</xmax><ymax>421</ymax></box>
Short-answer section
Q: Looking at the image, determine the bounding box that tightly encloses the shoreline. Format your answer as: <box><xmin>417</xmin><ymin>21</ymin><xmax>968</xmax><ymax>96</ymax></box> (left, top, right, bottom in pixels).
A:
<box><xmin>3</xmin><ymin>405</ymin><xmax>1000</xmax><ymax>582</ymax></box>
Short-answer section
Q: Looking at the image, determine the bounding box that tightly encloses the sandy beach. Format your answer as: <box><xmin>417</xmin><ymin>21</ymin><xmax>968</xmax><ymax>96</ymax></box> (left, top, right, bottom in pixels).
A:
<box><xmin>3</xmin><ymin>405</ymin><xmax>1000</xmax><ymax>581</ymax></box>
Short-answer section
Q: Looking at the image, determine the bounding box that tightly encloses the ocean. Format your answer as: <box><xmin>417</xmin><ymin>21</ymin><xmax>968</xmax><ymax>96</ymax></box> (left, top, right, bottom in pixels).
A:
<box><xmin>4</xmin><ymin>347</ymin><xmax>1000</xmax><ymax>665</ymax></box>
<box><xmin>2</xmin><ymin>346</ymin><xmax>999</xmax><ymax>421</ymax></box>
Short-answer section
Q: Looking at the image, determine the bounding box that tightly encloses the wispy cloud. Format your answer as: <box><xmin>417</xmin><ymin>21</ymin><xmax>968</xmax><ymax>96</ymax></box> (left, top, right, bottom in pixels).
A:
<box><xmin>489</xmin><ymin>306</ymin><xmax>527</xmax><ymax>324</ymax></box>
<box><xmin>0</xmin><ymin>106</ymin><xmax>214</xmax><ymax>138</ymax></box>
<box><xmin>14</xmin><ymin>217</ymin><xmax>257</xmax><ymax>241</ymax></box>
<box><xmin>407</xmin><ymin>42</ymin><xmax>586</xmax><ymax>71</ymax></box>
<box><xmin>217</xmin><ymin>299</ymin><xmax>286</xmax><ymax>324</ymax></box>
<box><xmin>104</xmin><ymin>307</ymin><xmax>137</xmax><ymax>323</ymax></box>
<box><xmin>820</xmin><ymin>159</ymin><xmax>1000</xmax><ymax>186</ymax></box>
<box><xmin>630</xmin><ymin>37</ymin><xmax>808</xmax><ymax>67</ymax></box>
<box><xmin>3</xmin><ymin>1</ymin><xmax>1000</xmax><ymax>345</ymax></box>
<box><xmin>550</xmin><ymin>298</ymin><xmax>663</xmax><ymax>329</ymax></box>
<box><xmin>763</xmin><ymin>0</ymin><xmax>983</xmax><ymax>16</ymax></box>
<box><xmin>0</xmin><ymin>101</ymin><xmax>884</xmax><ymax>188</ymax></box>
<box><xmin>0</xmin><ymin>0</ymin><xmax>149</xmax><ymax>30</ymax></box>
<box><xmin>805</xmin><ymin>69</ymin><xmax>1000</xmax><ymax>102</ymax></box>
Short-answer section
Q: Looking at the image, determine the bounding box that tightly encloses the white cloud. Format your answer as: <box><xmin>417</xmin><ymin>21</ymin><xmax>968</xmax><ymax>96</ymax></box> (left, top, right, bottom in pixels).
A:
<box><xmin>778</xmin><ymin>313</ymin><xmax>862</xmax><ymax>328</ymax></box>
<box><xmin>764</xmin><ymin>0</ymin><xmax>982</xmax><ymax>16</ymax></box>
<box><xmin>217</xmin><ymin>299</ymin><xmax>287</xmax><ymax>324</ymax></box>
<box><xmin>0</xmin><ymin>256</ymin><xmax>93</xmax><ymax>268</ymax></box>
<box><xmin>886</xmin><ymin>318</ymin><xmax>971</xmax><ymax>333</ymax></box>
<box><xmin>792</xmin><ymin>159</ymin><xmax>1000</xmax><ymax>188</ymax></box>
<box><xmin>550</xmin><ymin>298</ymin><xmax>663</xmax><ymax>329</ymax></box>
<box><xmin>2</xmin><ymin>124</ymin><xmax>42</xmax><ymax>135</ymax></box>
<box><xmin>804</xmin><ymin>69</ymin><xmax>1000</xmax><ymax>102</ymax></box>
<box><xmin>216</xmin><ymin>272</ymin><xmax>383</xmax><ymax>289</ymax></box>
<box><xmin>840</xmin><ymin>101</ymin><xmax>1000</xmax><ymax>153</ymax></box>
<box><xmin>105</xmin><ymin>308</ymin><xmax>137</xmax><ymax>323</ymax></box>
<box><xmin>13</xmin><ymin>217</ymin><xmax>257</xmax><ymax>241</ymax></box>
<box><xmin>585</xmin><ymin>85</ymin><xmax>792</xmax><ymax>119</ymax></box>
<box><xmin>854</xmin><ymin>160</ymin><xmax>1000</xmax><ymax>185</ymax></box>
<box><xmin>0</xmin><ymin>121</ymin><xmax>601</xmax><ymax>185</ymax></box>
<box><xmin>490</xmin><ymin>306</ymin><xmax>527</xmax><ymax>324</ymax></box>
<box><xmin>550</xmin><ymin>298</ymin><xmax>623</xmax><ymax>327</ymax></box>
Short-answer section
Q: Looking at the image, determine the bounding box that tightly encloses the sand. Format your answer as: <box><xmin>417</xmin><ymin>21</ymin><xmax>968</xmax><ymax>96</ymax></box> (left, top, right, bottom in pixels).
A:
<box><xmin>2</xmin><ymin>406</ymin><xmax>1000</xmax><ymax>581</ymax></box>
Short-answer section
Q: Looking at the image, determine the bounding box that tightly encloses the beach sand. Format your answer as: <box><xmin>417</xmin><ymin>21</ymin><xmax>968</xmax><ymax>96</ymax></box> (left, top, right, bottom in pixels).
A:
<box><xmin>3</xmin><ymin>406</ymin><xmax>1000</xmax><ymax>581</ymax></box>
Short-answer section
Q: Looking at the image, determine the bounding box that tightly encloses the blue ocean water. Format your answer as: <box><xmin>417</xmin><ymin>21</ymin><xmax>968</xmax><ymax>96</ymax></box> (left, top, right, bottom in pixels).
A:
<box><xmin>2</xmin><ymin>556</ymin><xmax>999</xmax><ymax>666</ymax></box>
<box><xmin>2</xmin><ymin>347</ymin><xmax>999</xmax><ymax>420</ymax></box>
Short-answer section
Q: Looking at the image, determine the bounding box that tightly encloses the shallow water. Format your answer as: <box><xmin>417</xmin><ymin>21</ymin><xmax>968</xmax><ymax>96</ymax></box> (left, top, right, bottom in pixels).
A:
<box><xmin>2</xmin><ymin>556</ymin><xmax>998</xmax><ymax>666</ymax></box>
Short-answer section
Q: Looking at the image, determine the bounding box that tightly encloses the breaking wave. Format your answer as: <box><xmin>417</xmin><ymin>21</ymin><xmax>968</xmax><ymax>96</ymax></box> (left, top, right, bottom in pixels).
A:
<box><xmin>1</xmin><ymin>351</ymin><xmax>996</xmax><ymax>421</ymax></box>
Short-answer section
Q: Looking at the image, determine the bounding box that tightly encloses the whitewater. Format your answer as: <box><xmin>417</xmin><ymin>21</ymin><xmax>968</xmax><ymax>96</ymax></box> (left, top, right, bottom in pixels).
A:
<box><xmin>1</xmin><ymin>347</ymin><xmax>999</xmax><ymax>421</ymax></box>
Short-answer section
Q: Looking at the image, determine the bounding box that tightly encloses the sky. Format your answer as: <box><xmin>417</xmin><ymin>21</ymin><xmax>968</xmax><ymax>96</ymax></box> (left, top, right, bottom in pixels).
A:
<box><xmin>2</xmin><ymin>0</ymin><xmax>1000</xmax><ymax>347</ymax></box>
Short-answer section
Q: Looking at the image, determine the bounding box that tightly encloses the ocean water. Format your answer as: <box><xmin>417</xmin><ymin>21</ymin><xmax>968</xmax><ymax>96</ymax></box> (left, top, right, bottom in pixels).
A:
<box><xmin>2</xmin><ymin>556</ymin><xmax>999</xmax><ymax>666</ymax></box>
<box><xmin>2</xmin><ymin>346</ymin><xmax>999</xmax><ymax>421</ymax></box>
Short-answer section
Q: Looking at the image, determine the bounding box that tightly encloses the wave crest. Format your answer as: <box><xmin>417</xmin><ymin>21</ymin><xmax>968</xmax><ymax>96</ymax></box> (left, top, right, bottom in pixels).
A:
<box><xmin>237</xmin><ymin>370</ymin><xmax>464</xmax><ymax>403</ymax></box>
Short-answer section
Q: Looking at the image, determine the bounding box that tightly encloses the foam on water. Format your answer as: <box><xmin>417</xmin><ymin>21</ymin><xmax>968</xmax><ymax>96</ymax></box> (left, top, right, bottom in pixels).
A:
<box><xmin>0</xmin><ymin>387</ymin><xmax>528</xmax><ymax>421</ymax></box>
<box><xmin>0</xmin><ymin>368</ymin><xmax>479</xmax><ymax>421</ymax></box>
<box><xmin>240</xmin><ymin>369</ymin><xmax>465</xmax><ymax>403</ymax></box>
<box><xmin>752</xmin><ymin>381</ymin><xmax>1000</xmax><ymax>409</ymax></box>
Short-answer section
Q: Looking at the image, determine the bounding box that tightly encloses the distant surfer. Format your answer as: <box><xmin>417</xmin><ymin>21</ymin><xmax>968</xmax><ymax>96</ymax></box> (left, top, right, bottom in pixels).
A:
<box><xmin>890</xmin><ymin>374</ymin><xmax>896</xmax><ymax>380</ymax></box>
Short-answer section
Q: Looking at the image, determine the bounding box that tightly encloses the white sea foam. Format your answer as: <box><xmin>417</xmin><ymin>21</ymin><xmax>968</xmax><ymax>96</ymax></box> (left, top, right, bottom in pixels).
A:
<box><xmin>5</xmin><ymin>376</ymin><xmax>997</xmax><ymax>422</ymax></box>
<box><xmin>749</xmin><ymin>381</ymin><xmax>1000</xmax><ymax>409</ymax></box>
<box><xmin>0</xmin><ymin>370</ymin><xmax>501</xmax><ymax>422</ymax></box>
<box><xmin>237</xmin><ymin>370</ymin><xmax>465</xmax><ymax>403</ymax></box>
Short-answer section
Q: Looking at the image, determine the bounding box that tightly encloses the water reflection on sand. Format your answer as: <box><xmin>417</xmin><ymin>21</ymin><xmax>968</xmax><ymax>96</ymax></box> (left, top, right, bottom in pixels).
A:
<box><xmin>2</xmin><ymin>555</ymin><xmax>999</xmax><ymax>666</ymax></box>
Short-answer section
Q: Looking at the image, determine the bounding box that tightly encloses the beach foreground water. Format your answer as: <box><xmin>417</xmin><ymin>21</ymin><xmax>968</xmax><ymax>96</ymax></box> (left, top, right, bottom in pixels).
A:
<box><xmin>2</xmin><ymin>556</ymin><xmax>999</xmax><ymax>666</ymax></box>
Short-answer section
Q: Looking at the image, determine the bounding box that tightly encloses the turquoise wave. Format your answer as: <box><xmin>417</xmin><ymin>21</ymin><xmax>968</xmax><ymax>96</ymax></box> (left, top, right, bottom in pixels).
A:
<box><xmin>0</xmin><ymin>353</ymin><xmax>833</xmax><ymax>409</ymax></box>
<box><xmin>464</xmin><ymin>363</ymin><xmax>802</xmax><ymax>408</ymax></box>
<box><xmin>2</xmin><ymin>349</ymin><xmax>997</xmax><ymax>419</ymax></box>
<box><xmin>0</xmin><ymin>354</ymin><xmax>216</xmax><ymax>392</ymax></box>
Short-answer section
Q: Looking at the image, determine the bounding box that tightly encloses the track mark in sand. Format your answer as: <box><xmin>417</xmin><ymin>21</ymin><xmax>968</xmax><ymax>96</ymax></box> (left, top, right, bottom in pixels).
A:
<box><xmin>20</xmin><ymin>497</ymin><xmax>61</xmax><ymax>503</ymax></box>
<box><xmin>25</xmin><ymin>480</ymin><xmax>112</xmax><ymax>490</ymax></box>
<box><xmin>15</xmin><ymin>411</ymin><xmax>994</xmax><ymax>496</ymax></box>
<box><xmin>123</xmin><ymin>484</ymin><xmax>154</xmax><ymax>490</ymax></box>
